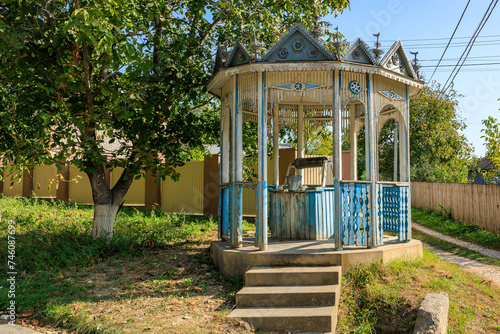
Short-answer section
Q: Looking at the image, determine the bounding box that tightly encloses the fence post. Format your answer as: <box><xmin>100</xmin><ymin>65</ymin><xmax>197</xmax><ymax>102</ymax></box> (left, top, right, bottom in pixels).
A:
<box><xmin>56</xmin><ymin>162</ymin><xmax>70</xmax><ymax>202</ymax></box>
<box><xmin>145</xmin><ymin>171</ymin><xmax>161</xmax><ymax>210</ymax></box>
<box><xmin>22</xmin><ymin>169</ymin><xmax>34</xmax><ymax>198</ymax></box>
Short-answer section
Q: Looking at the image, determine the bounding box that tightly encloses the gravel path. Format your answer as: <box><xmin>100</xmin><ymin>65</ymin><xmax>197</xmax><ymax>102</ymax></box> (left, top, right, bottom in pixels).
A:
<box><xmin>412</xmin><ymin>222</ymin><xmax>500</xmax><ymax>286</ymax></box>
<box><xmin>422</xmin><ymin>244</ymin><xmax>500</xmax><ymax>286</ymax></box>
<box><xmin>412</xmin><ymin>223</ymin><xmax>500</xmax><ymax>259</ymax></box>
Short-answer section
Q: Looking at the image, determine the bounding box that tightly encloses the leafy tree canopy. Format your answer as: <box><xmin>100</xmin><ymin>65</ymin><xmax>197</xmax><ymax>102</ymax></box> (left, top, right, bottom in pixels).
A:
<box><xmin>408</xmin><ymin>83</ymin><xmax>472</xmax><ymax>183</ymax></box>
<box><xmin>0</xmin><ymin>0</ymin><xmax>349</xmax><ymax>239</ymax></box>
<box><xmin>478</xmin><ymin>115</ymin><xmax>500</xmax><ymax>182</ymax></box>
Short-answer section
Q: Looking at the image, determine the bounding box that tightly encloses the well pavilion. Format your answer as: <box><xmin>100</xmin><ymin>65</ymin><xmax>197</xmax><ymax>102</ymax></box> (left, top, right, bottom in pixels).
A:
<box><xmin>207</xmin><ymin>24</ymin><xmax>424</xmax><ymax>252</ymax></box>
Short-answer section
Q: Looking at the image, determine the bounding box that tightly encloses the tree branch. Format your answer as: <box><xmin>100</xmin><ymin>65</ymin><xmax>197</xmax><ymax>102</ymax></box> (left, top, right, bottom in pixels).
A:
<box><xmin>200</xmin><ymin>18</ymin><xmax>221</xmax><ymax>46</ymax></box>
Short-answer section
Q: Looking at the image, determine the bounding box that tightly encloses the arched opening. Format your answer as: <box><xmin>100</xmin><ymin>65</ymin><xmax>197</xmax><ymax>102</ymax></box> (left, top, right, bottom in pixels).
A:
<box><xmin>343</xmin><ymin>99</ymin><xmax>366</xmax><ymax>181</ymax></box>
<box><xmin>377</xmin><ymin>119</ymin><xmax>399</xmax><ymax>181</ymax></box>
<box><xmin>377</xmin><ymin>104</ymin><xmax>405</xmax><ymax>182</ymax></box>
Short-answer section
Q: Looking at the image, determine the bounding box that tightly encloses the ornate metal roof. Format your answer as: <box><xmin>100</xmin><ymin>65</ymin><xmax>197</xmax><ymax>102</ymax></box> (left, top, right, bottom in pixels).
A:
<box><xmin>379</xmin><ymin>40</ymin><xmax>418</xmax><ymax>80</ymax></box>
<box><xmin>225</xmin><ymin>40</ymin><xmax>252</xmax><ymax>68</ymax></box>
<box><xmin>259</xmin><ymin>23</ymin><xmax>335</xmax><ymax>62</ymax></box>
<box><xmin>341</xmin><ymin>38</ymin><xmax>377</xmax><ymax>65</ymax></box>
<box><xmin>217</xmin><ymin>24</ymin><xmax>420</xmax><ymax>82</ymax></box>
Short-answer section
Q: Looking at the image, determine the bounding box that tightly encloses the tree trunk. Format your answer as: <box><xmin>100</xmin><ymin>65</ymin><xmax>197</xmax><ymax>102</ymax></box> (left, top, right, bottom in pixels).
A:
<box><xmin>87</xmin><ymin>165</ymin><xmax>134</xmax><ymax>241</ymax></box>
<box><xmin>92</xmin><ymin>204</ymin><xmax>120</xmax><ymax>241</ymax></box>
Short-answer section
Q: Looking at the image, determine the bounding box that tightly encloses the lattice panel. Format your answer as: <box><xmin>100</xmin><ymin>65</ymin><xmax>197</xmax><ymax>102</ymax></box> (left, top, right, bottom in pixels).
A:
<box><xmin>379</xmin><ymin>185</ymin><xmax>409</xmax><ymax>241</ymax></box>
<box><xmin>341</xmin><ymin>183</ymin><xmax>370</xmax><ymax>246</ymax></box>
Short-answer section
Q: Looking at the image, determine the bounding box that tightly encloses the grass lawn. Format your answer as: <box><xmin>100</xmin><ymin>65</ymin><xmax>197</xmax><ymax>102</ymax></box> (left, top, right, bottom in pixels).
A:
<box><xmin>1</xmin><ymin>196</ymin><xmax>499</xmax><ymax>333</ymax></box>
<box><xmin>412</xmin><ymin>207</ymin><xmax>500</xmax><ymax>251</ymax></box>
<box><xmin>0</xmin><ymin>196</ymin><xmax>252</xmax><ymax>333</ymax></box>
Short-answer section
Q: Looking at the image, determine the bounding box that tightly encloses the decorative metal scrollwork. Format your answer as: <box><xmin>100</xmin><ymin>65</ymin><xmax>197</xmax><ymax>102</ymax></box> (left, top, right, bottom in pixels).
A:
<box><xmin>349</xmin><ymin>80</ymin><xmax>362</xmax><ymax>95</ymax></box>
<box><xmin>308</xmin><ymin>48</ymin><xmax>318</xmax><ymax>58</ymax></box>
<box><xmin>291</xmin><ymin>39</ymin><xmax>304</xmax><ymax>53</ymax></box>
<box><xmin>278</xmin><ymin>48</ymin><xmax>289</xmax><ymax>59</ymax></box>
<box><xmin>293</xmin><ymin>82</ymin><xmax>303</xmax><ymax>91</ymax></box>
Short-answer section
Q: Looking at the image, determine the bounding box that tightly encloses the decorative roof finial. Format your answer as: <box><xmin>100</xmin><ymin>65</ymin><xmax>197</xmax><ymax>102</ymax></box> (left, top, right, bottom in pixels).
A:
<box><xmin>410</xmin><ymin>51</ymin><xmax>420</xmax><ymax>78</ymax></box>
<box><xmin>311</xmin><ymin>15</ymin><xmax>323</xmax><ymax>38</ymax></box>
<box><xmin>332</xmin><ymin>26</ymin><xmax>345</xmax><ymax>57</ymax></box>
<box><xmin>372</xmin><ymin>32</ymin><xmax>384</xmax><ymax>59</ymax></box>
<box><xmin>250</xmin><ymin>29</ymin><xmax>263</xmax><ymax>61</ymax></box>
<box><xmin>223</xmin><ymin>41</ymin><xmax>230</xmax><ymax>58</ymax></box>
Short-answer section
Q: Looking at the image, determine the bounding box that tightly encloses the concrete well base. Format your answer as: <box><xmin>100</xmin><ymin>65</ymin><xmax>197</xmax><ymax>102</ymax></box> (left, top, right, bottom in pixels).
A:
<box><xmin>211</xmin><ymin>237</ymin><xmax>423</xmax><ymax>278</ymax></box>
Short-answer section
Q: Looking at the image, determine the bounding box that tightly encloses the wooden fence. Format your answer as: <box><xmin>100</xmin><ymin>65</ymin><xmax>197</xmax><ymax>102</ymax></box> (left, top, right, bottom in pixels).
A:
<box><xmin>0</xmin><ymin>149</ymin><xmax>352</xmax><ymax>217</ymax></box>
<box><xmin>1</xmin><ymin>162</ymin><xmax>205</xmax><ymax>215</ymax></box>
<box><xmin>412</xmin><ymin>182</ymin><xmax>500</xmax><ymax>234</ymax></box>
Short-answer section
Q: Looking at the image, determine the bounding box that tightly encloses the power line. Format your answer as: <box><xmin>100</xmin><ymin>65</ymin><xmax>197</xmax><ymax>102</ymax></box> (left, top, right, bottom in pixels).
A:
<box><xmin>419</xmin><ymin>55</ymin><xmax>500</xmax><ymax>62</ymax></box>
<box><xmin>374</xmin><ymin>34</ymin><xmax>500</xmax><ymax>43</ymax></box>
<box><xmin>404</xmin><ymin>40</ymin><xmax>500</xmax><ymax>48</ymax></box>
<box><xmin>421</xmin><ymin>62</ymin><xmax>500</xmax><ymax>68</ymax></box>
<box><xmin>428</xmin><ymin>0</ymin><xmax>470</xmax><ymax>83</ymax></box>
<box><xmin>441</xmin><ymin>0</ymin><xmax>499</xmax><ymax>94</ymax></box>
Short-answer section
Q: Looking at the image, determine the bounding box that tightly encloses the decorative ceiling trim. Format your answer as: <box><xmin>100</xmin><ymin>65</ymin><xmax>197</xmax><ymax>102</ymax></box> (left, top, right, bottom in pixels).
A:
<box><xmin>206</xmin><ymin>62</ymin><xmax>424</xmax><ymax>94</ymax></box>
<box><xmin>275</xmin><ymin>83</ymin><xmax>322</xmax><ymax>90</ymax></box>
<box><xmin>378</xmin><ymin>90</ymin><xmax>404</xmax><ymax>101</ymax></box>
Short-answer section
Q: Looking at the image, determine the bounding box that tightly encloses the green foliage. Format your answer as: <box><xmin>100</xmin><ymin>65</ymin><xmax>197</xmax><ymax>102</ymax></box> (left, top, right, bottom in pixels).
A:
<box><xmin>0</xmin><ymin>0</ymin><xmax>349</xmax><ymax>238</ymax></box>
<box><xmin>338</xmin><ymin>250</ymin><xmax>500</xmax><ymax>333</ymax></box>
<box><xmin>377</xmin><ymin>119</ymin><xmax>398</xmax><ymax>181</ymax></box>
<box><xmin>479</xmin><ymin>116</ymin><xmax>500</xmax><ymax>182</ymax></box>
<box><xmin>0</xmin><ymin>0</ymin><xmax>349</xmax><ymax>180</ymax></box>
<box><xmin>409</xmin><ymin>83</ymin><xmax>472</xmax><ymax>182</ymax></box>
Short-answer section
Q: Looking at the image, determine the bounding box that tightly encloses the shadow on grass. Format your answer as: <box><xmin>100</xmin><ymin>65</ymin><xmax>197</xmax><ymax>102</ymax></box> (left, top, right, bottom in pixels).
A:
<box><xmin>0</xmin><ymin>197</ymin><xmax>242</xmax><ymax>333</ymax></box>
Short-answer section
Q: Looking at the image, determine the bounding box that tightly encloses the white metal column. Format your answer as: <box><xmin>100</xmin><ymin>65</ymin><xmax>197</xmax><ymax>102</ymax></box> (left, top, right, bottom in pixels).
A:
<box><xmin>349</xmin><ymin>104</ymin><xmax>357</xmax><ymax>180</ymax></box>
<box><xmin>333</xmin><ymin>70</ymin><xmax>343</xmax><ymax>250</ymax></box>
<box><xmin>394</xmin><ymin>122</ymin><xmax>398</xmax><ymax>182</ymax></box>
<box><xmin>230</xmin><ymin>74</ymin><xmax>242</xmax><ymax>248</ymax></box>
<box><xmin>256</xmin><ymin>71</ymin><xmax>268</xmax><ymax>250</ymax></box>
<box><xmin>297</xmin><ymin>104</ymin><xmax>304</xmax><ymax>177</ymax></box>
<box><xmin>367</xmin><ymin>73</ymin><xmax>379</xmax><ymax>247</ymax></box>
<box><xmin>273</xmin><ymin>104</ymin><xmax>280</xmax><ymax>185</ymax></box>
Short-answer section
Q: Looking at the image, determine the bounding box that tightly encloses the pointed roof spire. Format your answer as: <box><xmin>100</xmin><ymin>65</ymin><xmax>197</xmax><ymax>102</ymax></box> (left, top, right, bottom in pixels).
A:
<box><xmin>372</xmin><ymin>33</ymin><xmax>384</xmax><ymax>61</ymax></box>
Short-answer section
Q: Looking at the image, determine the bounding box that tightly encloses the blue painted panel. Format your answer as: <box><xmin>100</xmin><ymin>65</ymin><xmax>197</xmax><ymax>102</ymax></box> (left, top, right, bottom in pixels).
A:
<box><xmin>268</xmin><ymin>188</ymin><xmax>335</xmax><ymax>240</ymax></box>
<box><xmin>340</xmin><ymin>183</ymin><xmax>370</xmax><ymax>246</ymax></box>
<box><xmin>379</xmin><ymin>185</ymin><xmax>410</xmax><ymax>240</ymax></box>
<box><xmin>221</xmin><ymin>188</ymin><xmax>230</xmax><ymax>237</ymax></box>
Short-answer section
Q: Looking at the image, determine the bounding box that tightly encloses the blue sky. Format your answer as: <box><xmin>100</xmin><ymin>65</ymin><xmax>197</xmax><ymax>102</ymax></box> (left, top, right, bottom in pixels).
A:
<box><xmin>325</xmin><ymin>0</ymin><xmax>500</xmax><ymax>157</ymax></box>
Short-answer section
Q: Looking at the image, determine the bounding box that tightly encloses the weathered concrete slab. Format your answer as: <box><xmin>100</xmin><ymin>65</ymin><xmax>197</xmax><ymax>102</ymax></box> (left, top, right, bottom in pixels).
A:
<box><xmin>0</xmin><ymin>322</ymin><xmax>41</xmax><ymax>334</ymax></box>
<box><xmin>413</xmin><ymin>293</ymin><xmax>449</xmax><ymax>334</ymax></box>
<box><xmin>245</xmin><ymin>266</ymin><xmax>341</xmax><ymax>286</ymax></box>
<box><xmin>211</xmin><ymin>237</ymin><xmax>423</xmax><ymax>278</ymax></box>
<box><xmin>229</xmin><ymin>306</ymin><xmax>336</xmax><ymax>332</ymax></box>
<box><xmin>236</xmin><ymin>284</ymin><xmax>340</xmax><ymax>307</ymax></box>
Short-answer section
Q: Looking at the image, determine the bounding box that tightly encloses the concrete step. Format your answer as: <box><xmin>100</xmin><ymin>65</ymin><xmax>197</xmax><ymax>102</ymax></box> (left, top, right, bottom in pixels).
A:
<box><xmin>236</xmin><ymin>284</ymin><xmax>340</xmax><ymax>307</ymax></box>
<box><xmin>228</xmin><ymin>306</ymin><xmax>337</xmax><ymax>332</ymax></box>
<box><xmin>245</xmin><ymin>266</ymin><xmax>341</xmax><ymax>286</ymax></box>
